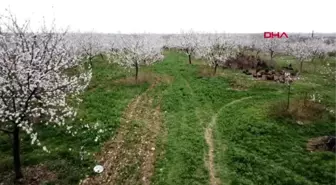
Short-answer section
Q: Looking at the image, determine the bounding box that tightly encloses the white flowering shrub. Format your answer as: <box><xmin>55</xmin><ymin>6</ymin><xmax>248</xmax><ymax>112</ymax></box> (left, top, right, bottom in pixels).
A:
<box><xmin>0</xmin><ymin>13</ymin><xmax>92</xmax><ymax>179</ymax></box>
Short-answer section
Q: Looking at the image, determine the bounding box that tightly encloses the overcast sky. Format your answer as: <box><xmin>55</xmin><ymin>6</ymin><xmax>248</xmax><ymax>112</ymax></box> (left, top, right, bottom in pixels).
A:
<box><xmin>0</xmin><ymin>0</ymin><xmax>335</xmax><ymax>33</ymax></box>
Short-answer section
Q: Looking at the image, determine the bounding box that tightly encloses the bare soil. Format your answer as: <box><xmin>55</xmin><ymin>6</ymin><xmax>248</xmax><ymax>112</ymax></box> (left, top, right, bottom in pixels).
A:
<box><xmin>205</xmin><ymin>116</ymin><xmax>221</xmax><ymax>185</ymax></box>
<box><xmin>0</xmin><ymin>164</ymin><xmax>57</xmax><ymax>185</ymax></box>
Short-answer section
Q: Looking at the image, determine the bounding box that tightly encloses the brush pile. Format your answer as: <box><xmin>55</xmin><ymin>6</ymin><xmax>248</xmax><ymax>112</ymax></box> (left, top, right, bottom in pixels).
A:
<box><xmin>224</xmin><ymin>53</ymin><xmax>299</xmax><ymax>83</ymax></box>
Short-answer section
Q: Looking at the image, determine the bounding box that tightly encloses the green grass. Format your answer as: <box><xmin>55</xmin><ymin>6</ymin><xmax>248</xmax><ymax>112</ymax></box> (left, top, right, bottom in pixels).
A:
<box><xmin>0</xmin><ymin>58</ymin><xmax>149</xmax><ymax>184</ymax></box>
<box><xmin>152</xmin><ymin>52</ymin><xmax>335</xmax><ymax>185</ymax></box>
<box><xmin>0</xmin><ymin>51</ymin><xmax>335</xmax><ymax>185</ymax></box>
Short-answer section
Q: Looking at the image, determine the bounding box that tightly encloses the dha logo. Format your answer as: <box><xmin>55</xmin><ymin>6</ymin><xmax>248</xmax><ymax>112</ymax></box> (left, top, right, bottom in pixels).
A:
<box><xmin>264</xmin><ymin>32</ymin><xmax>289</xmax><ymax>39</ymax></box>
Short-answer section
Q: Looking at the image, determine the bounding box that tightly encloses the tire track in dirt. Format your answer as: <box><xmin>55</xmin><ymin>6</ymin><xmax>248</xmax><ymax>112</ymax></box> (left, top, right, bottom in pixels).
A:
<box><xmin>205</xmin><ymin>96</ymin><xmax>252</xmax><ymax>185</ymax></box>
<box><xmin>79</xmin><ymin>78</ymin><xmax>164</xmax><ymax>185</ymax></box>
<box><xmin>205</xmin><ymin>115</ymin><xmax>221</xmax><ymax>185</ymax></box>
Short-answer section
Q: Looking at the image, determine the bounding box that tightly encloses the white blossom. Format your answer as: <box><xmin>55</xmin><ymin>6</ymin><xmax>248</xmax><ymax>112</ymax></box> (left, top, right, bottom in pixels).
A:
<box><xmin>111</xmin><ymin>34</ymin><xmax>164</xmax><ymax>80</ymax></box>
<box><xmin>0</xmin><ymin>14</ymin><xmax>92</xmax><ymax>150</ymax></box>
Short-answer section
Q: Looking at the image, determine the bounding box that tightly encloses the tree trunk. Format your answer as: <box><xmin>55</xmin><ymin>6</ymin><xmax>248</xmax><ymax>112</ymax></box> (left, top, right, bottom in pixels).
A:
<box><xmin>270</xmin><ymin>50</ymin><xmax>274</xmax><ymax>61</ymax></box>
<box><xmin>311</xmin><ymin>58</ymin><xmax>317</xmax><ymax>73</ymax></box>
<box><xmin>188</xmin><ymin>54</ymin><xmax>192</xmax><ymax>64</ymax></box>
<box><xmin>256</xmin><ymin>50</ymin><xmax>260</xmax><ymax>57</ymax></box>
<box><xmin>304</xmin><ymin>92</ymin><xmax>308</xmax><ymax>107</ymax></box>
<box><xmin>213</xmin><ymin>63</ymin><xmax>218</xmax><ymax>75</ymax></box>
<box><xmin>100</xmin><ymin>54</ymin><xmax>104</xmax><ymax>60</ymax></box>
<box><xmin>287</xmin><ymin>85</ymin><xmax>291</xmax><ymax>110</ymax></box>
<box><xmin>13</xmin><ymin>126</ymin><xmax>23</xmax><ymax>180</ymax></box>
<box><xmin>89</xmin><ymin>57</ymin><xmax>94</xmax><ymax>68</ymax></box>
<box><xmin>135</xmin><ymin>61</ymin><xmax>139</xmax><ymax>83</ymax></box>
<box><xmin>300</xmin><ymin>61</ymin><xmax>303</xmax><ymax>73</ymax></box>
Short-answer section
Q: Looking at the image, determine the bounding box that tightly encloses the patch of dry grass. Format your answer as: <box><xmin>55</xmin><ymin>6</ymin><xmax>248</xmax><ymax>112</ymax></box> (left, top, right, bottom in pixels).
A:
<box><xmin>1</xmin><ymin>164</ymin><xmax>57</xmax><ymax>185</ymax></box>
<box><xmin>113</xmin><ymin>72</ymin><xmax>174</xmax><ymax>86</ymax></box>
<box><xmin>307</xmin><ymin>136</ymin><xmax>329</xmax><ymax>152</ymax></box>
<box><xmin>198</xmin><ymin>66</ymin><xmax>218</xmax><ymax>77</ymax></box>
<box><xmin>269</xmin><ymin>97</ymin><xmax>331</xmax><ymax>124</ymax></box>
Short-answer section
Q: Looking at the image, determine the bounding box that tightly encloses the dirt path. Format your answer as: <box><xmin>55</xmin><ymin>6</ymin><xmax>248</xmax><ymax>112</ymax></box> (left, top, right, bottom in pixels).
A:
<box><xmin>205</xmin><ymin>115</ymin><xmax>221</xmax><ymax>185</ymax></box>
<box><xmin>182</xmin><ymin>75</ymin><xmax>253</xmax><ymax>185</ymax></box>
<box><xmin>205</xmin><ymin>97</ymin><xmax>252</xmax><ymax>185</ymax></box>
<box><xmin>79</xmin><ymin>79</ymin><xmax>164</xmax><ymax>185</ymax></box>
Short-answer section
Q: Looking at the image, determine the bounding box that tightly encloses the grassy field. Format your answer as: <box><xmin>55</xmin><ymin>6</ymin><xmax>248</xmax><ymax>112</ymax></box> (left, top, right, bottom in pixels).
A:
<box><xmin>0</xmin><ymin>51</ymin><xmax>335</xmax><ymax>185</ymax></box>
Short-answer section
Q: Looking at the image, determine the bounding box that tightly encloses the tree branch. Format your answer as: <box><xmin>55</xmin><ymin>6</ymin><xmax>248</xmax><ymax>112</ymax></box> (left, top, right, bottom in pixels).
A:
<box><xmin>0</xmin><ymin>127</ymin><xmax>13</xmax><ymax>134</ymax></box>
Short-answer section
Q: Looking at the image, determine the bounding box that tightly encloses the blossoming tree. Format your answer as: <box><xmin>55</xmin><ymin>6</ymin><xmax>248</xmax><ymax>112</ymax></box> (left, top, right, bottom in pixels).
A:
<box><xmin>0</xmin><ymin>14</ymin><xmax>92</xmax><ymax>179</ymax></box>
<box><xmin>286</xmin><ymin>40</ymin><xmax>312</xmax><ymax>73</ymax></box>
<box><xmin>78</xmin><ymin>32</ymin><xmax>104</xmax><ymax>67</ymax></box>
<box><xmin>115</xmin><ymin>34</ymin><xmax>164</xmax><ymax>82</ymax></box>
<box><xmin>201</xmin><ymin>34</ymin><xmax>235</xmax><ymax>75</ymax></box>
<box><xmin>180</xmin><ymin>30</ymin><xmax>199</xmax><ymax>64</ymax></box>
<box><xmin>261</xmin><ymin>39</ymin><xmax>282</xmax><ymax>61</ymax></box>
